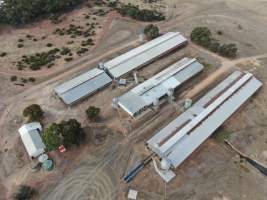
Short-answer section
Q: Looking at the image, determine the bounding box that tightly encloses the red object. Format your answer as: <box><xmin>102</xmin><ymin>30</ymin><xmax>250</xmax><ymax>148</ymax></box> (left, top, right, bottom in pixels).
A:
<box><xmin>58</xmin><ymin>145</ymin><xmax>66</xmax><ymax>153</ymax></box>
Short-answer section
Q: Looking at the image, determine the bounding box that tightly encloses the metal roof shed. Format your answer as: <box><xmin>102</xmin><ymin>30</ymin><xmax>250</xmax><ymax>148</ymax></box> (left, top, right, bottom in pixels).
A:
<box><xmin>19</xmin><ymin>122</ymin><xmax>46</xmax><ymax>158</ymax></box>
<box><xmin>146</xmin><ymin>71</ymin><xmax>262</xmax><ymax>169</ymax></box>
<box><xmin>103</xmin><ymin>32</ymin><xmax>187</xmax><ymax>79</ymax></box>
<box><xmin>54</xmin><ymin>68</ymin><xmax>112</xmax><ymax>105</ymax></box>
<box><xmin>116</xmin><ymin>58</ymin><xmax>203</xmax><ymax>117</ymax></box>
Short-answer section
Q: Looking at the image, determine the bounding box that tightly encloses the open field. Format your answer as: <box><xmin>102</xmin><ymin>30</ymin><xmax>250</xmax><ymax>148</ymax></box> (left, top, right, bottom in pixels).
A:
<box><xmin>1</xmin><ymin>0</ymin><xmax>267</xmax><ymax>199</ymax></box>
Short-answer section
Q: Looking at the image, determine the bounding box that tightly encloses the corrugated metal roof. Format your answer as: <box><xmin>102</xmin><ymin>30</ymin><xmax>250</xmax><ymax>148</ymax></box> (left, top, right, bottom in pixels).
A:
<box><xmin>54</xmin><ymin>68</ymin><xmax>103</xmax><ymax>95</ymax></box>
<box><xmin>146</xmin><ymin>71</ymin><xmax>262</xmax><ymax>168</ymax></box>
<box><xmin>54</xmin><ymin>68</ymin><xmax>112</xmax><ymax>105</ymax></box>
<box><xmin>19</xmin><ymin>123</ymin><xmax>45</xmax><ymax>158</ymax></box>
<box><xmin>117</xmin><ymin>58</ymin><xmax>203</xmax><ymax>117</ymax></box>
<box><xmin>104</xmin><ymin>32</ymin><xmax>187</xmax><ymax>79</ymax></box>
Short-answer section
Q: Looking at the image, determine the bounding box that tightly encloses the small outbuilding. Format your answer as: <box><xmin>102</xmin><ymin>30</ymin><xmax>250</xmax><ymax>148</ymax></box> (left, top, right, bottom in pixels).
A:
<box><xmin>128</xmin><ymin>189</ymin><xmax>138</xmax><ymax>200</ymax></box>
<box><xmin>19</xmin><ymin>122</ymin><xmax>46</xmax><ymax>158</ymax></box>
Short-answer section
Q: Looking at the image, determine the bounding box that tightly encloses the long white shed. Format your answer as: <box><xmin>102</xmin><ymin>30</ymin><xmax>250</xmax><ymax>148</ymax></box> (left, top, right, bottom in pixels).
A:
<box><xmin>146</xmin><ymin>71</ymin><xmax>262</xmax><ymax>169</ymax></box>
<box><xmin>19</xmin><ymin>122</ymin><xmax>46</xmax><ymax>158</ymax></box>
<box><xmin>54</xmin><ymin>68</ymin><xmax>112</xmax><ymax>105</ymax></box>
<box><xmin>103</xmin><ymin>32</ymin><xmax>187</xmax><ymax>79</ymax></box>
<box><xmin>116</xmin><ymin>58</ymin><xmax>203</xmax><ymax>117</ymax></box>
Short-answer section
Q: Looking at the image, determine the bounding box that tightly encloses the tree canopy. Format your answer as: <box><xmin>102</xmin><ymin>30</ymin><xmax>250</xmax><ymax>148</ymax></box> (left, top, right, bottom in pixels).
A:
<box><xmin>86</xmin><ymin>106</ymin><xmax>100</xmax><ymax>121</ymax></box>
<box><xmin>22</xmin><ymin>104</ymin><xmax>44</xmax><ymax>122</ymax></box>
<box><xmin>110</xmin><ymin>3</ymin><xmax>165</xmax><ymax>22</ymax></box>
<box><xmin>0</xmin><ymin>0</ymin><xmax>83</xmax><ymax>25</ymax></box>
<box><xmin>190</xmin><ymin>27</ymin><xmax>238</xmax><ymax>58</ymax></box>
<box><xmin>13</xmin><ymin>185</ymin><xmax>36</xmax><ymax>200</ymax></box>
<box><xmin>60</xmin><ymin>119</ymin><xmax>85</xmax><ymax>147</ymax></box>
<box><xmin>42</xmin><ymin>123</ymin><xmax>61</xmax><ymax>151</ymax></box>
<box><xmin>144</xmin><ymin>24</ymin><xmax>160</xmax><ymax>39</ymax></box>
<box><xmin>42</xmin><ymin>119</ymin><xmax>85</xmax><ymax>151</ymax></box>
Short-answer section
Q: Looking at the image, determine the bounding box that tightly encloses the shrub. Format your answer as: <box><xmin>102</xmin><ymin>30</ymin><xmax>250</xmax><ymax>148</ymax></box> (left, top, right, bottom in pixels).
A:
<box><xmin>46</xmin><ymin>43</ymin><xmax>53</xmax><ymax>47</ymax></box>
<box><xmin>10</xmin><ymin>76</ymin><xmax>17</xmax><ymax>82</ymax></box>
<box><xmin>19</xmin><ymin>49</ymin><xmax>60</xmax><ymax>70</ymax></box>
<box><xmin>114</xmin><ymin>3</ymin><xmax>165</xmax><ymax>22</ymax></box>
<box><xmin>23</xmin><ymin>104</ymin><xmax>44</xmax><ymax>122</ymax></box>
<box><xmin>21</xmin><ymin>78</ymin><xmax>28</xmax><ymax>83</ymax></box>
<box><xmin>191</xmin><ymin>27</ymin><xmax>238</xmax><ymax>58</ymax></box>
<box><xmin>0</xmin><ymin>52</ymin><xmax>7</xmax><ymax>57</ymax></box>
<box><xmin>18</xmin><ymin>39</ymin><xmax>24</xmax><ymax>42</ymax></box>
<box><xmin>60</xmin><ymin>119</ymin><xmax>85</xmax><ymax>147</ymax></box>
<box><xmin>28</xmin><ymin>77</ymin><xmax>36</xmax><ymax>82</ymax></box>
<box><xmin>60</xmin><ymin>47</ymin><xmax>71</xmax><ymax>55</ymax></box>
<box><xmin>42</xmin><ymin>123</ymin><xmax>61</xmax><ymax>151</ymax></box>
<box><xmin>144</xmin><ymin>24</ymin><xmax>160</xmax><ymax>39</ymax></box>
<box><xmin>64</xmin><ymin>57</ymin><xmax>73</xmax><ymax>62</ymax></box>
<box><xmin>17</xmin><ymin>43</ymin><xmax>24</xmax><ymax>48</ymax></box>
<box><xmin>0</xmin><ymin>0</ymin><xmax>83</xmax><ymax>25</ymax></box>
<box><xmin>13</xmin><ymin>185</ymin><xmax>36</xmax><ymax>200</ymax></box>
<box><xmin>190</xmin><ymin>27</ymin><xmax>212</xmax><ymax>48</ymax></box>
<box><xmin>86</xmin><ymin>106</ymin><xmax>100</xmax><ymax>121</ymax></box>
<box><xmin>77</xmin><ymin>48</ymin><xmax>88</xmax><ymax>55</ymax></box>
<box><xmin>217</xmin><ymin>30</ymin><xmax>223</xmax><ymax>35</ymax></box>
<box><xmin>218</xmin><ymin>43</ymin><xmax>238</xmax><ymax>58</ymax></box>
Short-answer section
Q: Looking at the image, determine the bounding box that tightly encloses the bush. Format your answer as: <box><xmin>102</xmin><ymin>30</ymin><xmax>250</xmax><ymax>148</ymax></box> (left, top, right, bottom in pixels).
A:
<box><xmin>46</xmin><ymin>43</ymin><xmax>53</xmax><ymax>47</ymax></box>
<box><xmin>23</xmin><ymin>104</ymin><xmax>44</xmax><ymax>122</ymax></box>
<box><xmin>64</xmin><ymin>57</ymin><xmax>73</xmax><ymax>62</ymax></box>
<box><xmin>77</xmin><ymin>48</ymin><xmax>88</xmax><ymax>55</ymax></box>
<box><xmin>42</xmin><ymin>119</ymin><xmax>85</xmax><ymax>151</ymax></box>
<box><xmin>0</xmin><ymin>0</ymin><xmax>83</xmax><ymax>25</ymax></box>
<box><xmin>13</xmin><ymin>185</ymin><xmax>36</xmax><ymax>200</ymax></box>
<box><xmin>10</xmin><ymin>76</ymin><xmax>17</xmax><ymax>82</ymax></box>
<box><xmin>144</xmin><ymin>24</ymin><xmax>160</xmax><ymax>39</ymax></box>
<box><xmin>190</xmin><ymin>27</ymin><xmax>212</xmax><ymax>48</ymax></box>
<box><xmin>217</xmin><ymin>30</ymin><xmax>223</xmax><ymax>35</ymax></box>
<box><xmin>42</xmin><ymin>123</ymin><xmax>61</xmax><ymax>151</ymax></box>
<box><xmin>28</xmin><ymin>77</ymin><xmax>36</xmax><ymax>82</ymax></box>
<box><xmin>191</xmin><ymin>27</ymin><xmax>238</xmax><ymax>58</ymax></box>
<box><xmin>21</xmin><ymin>78</ymin><xmax>28</xmax><ymax>83</ymax></box>
<box><xmin>115</xmin><ymin>3</ymin><xmax>165</xmax><ymax>22</ymax></box>
<box><xmin>60</xmin><ymin>47</ymin><xmax>71</xmax><ymax>55</ymax></box>
<box><xmin>0</xmin><ymin>52</ymin><xmax>7</xmax><ymax>57</ymax></box>
<box><xmin>18</xmin><ymin>49</ymin><xmax>60</xmax><ymax>70</ymax></box>
<box><xmin>218</xmin><ymin>43</ymin><xmax>238</xmax><ymax>58</ymax></box>
<box><xmin>60</xmin><ymin>119</ymin><xmax>85</xmax><ymax>147</ymax></box>
<box><xmin>17</xmin><ymin>43</ymin><xmax>24</xmax><ymax>48</ymax></box>
<box><xmin>86</xmin><ymin>106</ymin><xmax>100</xmax><ymax>121</ymax></box>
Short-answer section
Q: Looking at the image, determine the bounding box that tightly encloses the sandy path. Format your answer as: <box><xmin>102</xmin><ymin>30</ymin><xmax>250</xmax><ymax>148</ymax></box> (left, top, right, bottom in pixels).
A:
<box><xmin>41</xmin><ymin>143</ymin><xmax>126</xmax><ymax>200</ymax></box>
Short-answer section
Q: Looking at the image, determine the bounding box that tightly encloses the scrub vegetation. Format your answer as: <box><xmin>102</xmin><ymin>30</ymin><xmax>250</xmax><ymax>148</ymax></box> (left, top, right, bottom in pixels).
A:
<box><xmin>0</xmin><ymin>0</ymin><xmax>83</xmax><ymax>25</ymax></box>
<box><xmin>191</xmin><ymin>27</ymin><xmax>238</xmax><ymax>58</ymax></box>
<box><xmin>109</xmin><ymin>2</ymin><xmax>165</xmax><ymax>22</ymax></box>
<box><xmin>42</xmin><ymin>119</ymin><xmax>85</xmax><ymax>151</ymax></box>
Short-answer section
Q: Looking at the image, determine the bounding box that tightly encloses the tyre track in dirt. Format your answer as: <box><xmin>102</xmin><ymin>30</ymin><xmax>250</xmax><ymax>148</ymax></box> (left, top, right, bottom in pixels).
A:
<box><xmin>41</xmin><ymin>144</ymin><xmax>126</xmax><ymax>200</ymax></box>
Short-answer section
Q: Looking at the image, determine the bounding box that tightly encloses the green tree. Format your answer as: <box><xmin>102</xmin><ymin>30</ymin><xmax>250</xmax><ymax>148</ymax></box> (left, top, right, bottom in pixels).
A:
<box><xmin>13</xmin><ymin>185</ymin><xmax>36</xmax><ymax>200</ymax></box>
<box><xmin>144</xmin><ymin>24</ymin><xmax>160</xmax><ymax>39</ymax></box>
<box><xmin>23</xmin><ymin>104</ymin><xmax>44</xmax><ymax>122</ymax></box>
<box><xmin>0</xmin><ymin>0</ymin><xmax>83</xmax><ymax>25</ymax></box>
<box><xmin>60</xmin><ymin>119</ymin><xmax>85</xmax><ymax>147</ymax></box>
<box><xmin>86</xmin><ymin>106</ymin><xmax>100</xmax><ymax>121</ymax></box>
<box><xmin>42</xmin><ymin>123</ymin><xmax>61</xmax><ymax>151</ymax></box>
<box><xmin>190</xmin><ymin>27</ymin><xmax>212</xmax><ymax>48</ymax></box>
<box><xmin>218</xmin><ymin>43</ymin><xmax>238</xmax><ymax>58</ymax></box>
